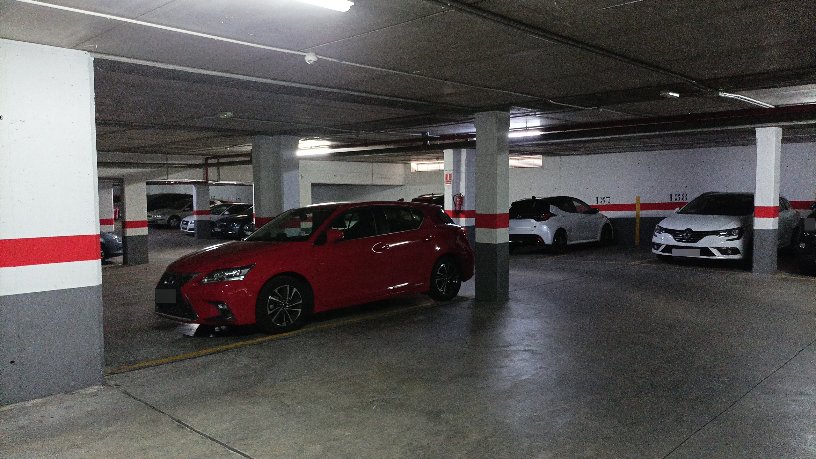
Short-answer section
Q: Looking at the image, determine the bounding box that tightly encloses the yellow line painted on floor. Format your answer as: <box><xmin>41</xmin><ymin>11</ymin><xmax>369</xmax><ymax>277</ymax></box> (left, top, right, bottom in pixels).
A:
<box><xmin>106</xmin><ymin>300</ymin><xmax>446</xmax><ymax>376</ymax></box>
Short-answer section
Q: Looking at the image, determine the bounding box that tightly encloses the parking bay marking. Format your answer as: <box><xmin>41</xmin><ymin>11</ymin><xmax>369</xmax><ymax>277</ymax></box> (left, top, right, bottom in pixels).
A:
<box><xmin>106</xmin><ymin>299</ymin><xmax>460</xmax><ymax>375</ymax></box>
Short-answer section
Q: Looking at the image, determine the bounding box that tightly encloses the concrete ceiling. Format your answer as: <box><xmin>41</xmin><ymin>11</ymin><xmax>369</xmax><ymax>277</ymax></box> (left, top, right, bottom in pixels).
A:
<box><xmin>1</xmin><ymin>0</ymin><xmax>815</xmax><ymax>163</ymax></box>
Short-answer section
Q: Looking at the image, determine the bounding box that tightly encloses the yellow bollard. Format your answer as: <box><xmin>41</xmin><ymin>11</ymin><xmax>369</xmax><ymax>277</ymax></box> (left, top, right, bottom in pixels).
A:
<box><xmin>634</xmin><ymin>196</ymin><xmax>641</xmax><ymax>246</ymax></box>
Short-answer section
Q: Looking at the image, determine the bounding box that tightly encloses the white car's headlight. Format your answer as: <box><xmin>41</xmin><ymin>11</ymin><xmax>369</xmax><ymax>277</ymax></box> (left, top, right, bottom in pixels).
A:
<box><xmin>200</xmin><ymin>265</ymin><xmax>253</xmax><ymax>284</ymax></box>
<box><xmin>717</xmin><ymin>227</ymin><xmax>744</xmax><ymax>240</ymax></box>
<box><xmin>654</xmin><ymin>225</ymin><xmax>665</xmax><ymax>235</ymax></box>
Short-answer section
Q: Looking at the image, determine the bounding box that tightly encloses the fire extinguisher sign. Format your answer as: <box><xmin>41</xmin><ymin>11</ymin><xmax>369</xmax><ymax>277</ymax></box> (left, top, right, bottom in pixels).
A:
<box><xmin>444</xmin><ymin>172</ymin><xmax>453</xmax><ymax>185</ymax></box>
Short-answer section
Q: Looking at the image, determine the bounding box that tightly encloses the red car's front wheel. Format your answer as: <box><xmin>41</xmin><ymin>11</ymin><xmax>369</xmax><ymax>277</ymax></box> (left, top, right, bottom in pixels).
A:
<box><xmin>255</xmin><ymin>275</ymin><xmax>313</xmax><ymax>334</ymax></box>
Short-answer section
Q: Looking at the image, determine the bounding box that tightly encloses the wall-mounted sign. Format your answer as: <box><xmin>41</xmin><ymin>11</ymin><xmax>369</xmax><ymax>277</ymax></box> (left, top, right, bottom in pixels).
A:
<box><xmin>444</xmin><ymin>172</ymin><xmax>453</xmax><ymax>185</ymax></box>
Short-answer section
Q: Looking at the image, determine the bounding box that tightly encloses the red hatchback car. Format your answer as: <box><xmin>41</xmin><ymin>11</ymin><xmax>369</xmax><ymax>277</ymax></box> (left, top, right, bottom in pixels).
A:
<box><xmin>155</xmin><ymin>201</ymin><xmax>474</xmax><ymax>333</ymax></box>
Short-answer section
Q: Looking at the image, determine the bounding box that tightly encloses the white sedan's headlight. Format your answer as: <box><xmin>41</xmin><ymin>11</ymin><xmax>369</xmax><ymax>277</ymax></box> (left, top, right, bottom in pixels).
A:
<box><xmin>717</xmin><ymin>227</ymin><xmax>744</xmax><ymax>240</ymax></box>
<box><xmin>653</xmin><ymin>225</ymin><xmax>665</xmax><ymax>235</ymax></box>
<box><xmin>200</xmin><ymin>265</ymin><xmax>253</xmax><ymax>284</ymax></box>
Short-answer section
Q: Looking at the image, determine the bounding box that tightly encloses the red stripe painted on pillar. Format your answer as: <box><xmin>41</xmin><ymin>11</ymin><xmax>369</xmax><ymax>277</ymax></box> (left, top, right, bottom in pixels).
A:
<box><xmin>192</xmin><ymin>210</ymin><xmax>210</xmax><ymax>216</ymax></box>
<box><xmin>476</xmin><ymin>213</ymin><xmax>509</xmax><ymax>229</ymax></box>
<box><xmin>754</xmin><ymin>206</ymin><xmax>779</xmax><ymax>218</ymax></box>
<box><xmin>0</xmin><ymin>234</ymin><xmax>100</xmax><ymax>268</ymax></box>
<box><xmin>255</xmin><ymin>216</ymin><xmax>273</xmax><ymax>226</ymax></box>
<box><xmin>99</xmin><ymin>218</ymin><xmax>115</xmax><ymax>226</ymax></box>
<box><xmin>123</xmin><ymin>220</ymin><xmax>148</xmax><ymax>229</ymax></box>
<box><xmin>445</xmin><ymin>209</ymin><xmax>477</xmax><ymax>218</ymax></box>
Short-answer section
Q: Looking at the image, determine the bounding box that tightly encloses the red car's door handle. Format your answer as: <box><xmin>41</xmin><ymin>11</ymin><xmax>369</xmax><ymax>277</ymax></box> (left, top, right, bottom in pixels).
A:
<box><xmin>372</xmin><ymin>242</ymin><xmax>390</xmax><ymax>253</ymax></box>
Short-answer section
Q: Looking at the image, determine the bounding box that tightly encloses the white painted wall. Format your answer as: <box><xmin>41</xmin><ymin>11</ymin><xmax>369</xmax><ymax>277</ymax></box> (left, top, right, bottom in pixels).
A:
<box><xmin>311</xmin><ymin>165</ymin><xmax>442</xmax><ymax>203</ymax></box>
<box><xmin>147</xmin><ymin>184</ymin><xmax>253</xmax><ymax>203</ymax></box>
<box><xmin>509</xmin><ymin>142</ymin><xmax>816</xmax><ymax>216</ymax></box>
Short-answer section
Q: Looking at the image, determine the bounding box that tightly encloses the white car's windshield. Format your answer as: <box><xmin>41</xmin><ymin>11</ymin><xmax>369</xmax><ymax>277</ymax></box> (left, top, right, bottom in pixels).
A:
<box><xmin>679</xmin><ymin>194</ymin><xmax>753</xmax><ymax>216</ymax></box>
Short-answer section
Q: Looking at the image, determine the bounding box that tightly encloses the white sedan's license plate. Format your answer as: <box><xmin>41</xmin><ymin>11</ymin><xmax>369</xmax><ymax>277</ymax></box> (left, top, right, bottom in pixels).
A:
<box><xmin>673</xmin><ymin>248</ymin><xmax>700</xmax><ymax>257</ymax></box>
<box><xmin>155</xmin><ymin>289</ymin><xmax>176</xmax><ymax>303</ymax></box>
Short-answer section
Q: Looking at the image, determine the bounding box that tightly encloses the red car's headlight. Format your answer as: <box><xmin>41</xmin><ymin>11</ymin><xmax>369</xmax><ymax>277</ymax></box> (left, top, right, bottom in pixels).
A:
<box><xmin>200</xmin><ymin>265</ymin><xmax>254</xmax><ymax>284</ymax></box>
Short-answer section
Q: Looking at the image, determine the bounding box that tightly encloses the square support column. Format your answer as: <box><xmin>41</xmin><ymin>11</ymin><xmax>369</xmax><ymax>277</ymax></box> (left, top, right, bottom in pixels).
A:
<box><xmin>252</xmin><ymin>135</ymin><xmax>301</xmax><ymax>226</ymax></box>
<box><xmin>0</xmin><ymin>39</ymin><xmax>103</xmax><ymax>404</ymax></box>
<box><xmin>474</xmin><ymin>112</ymin><xmax>510</xmax><ymax>303</ymax></box>
<box><xmin>192</xmin><ymin>183</ymin><xmax>211</xmax><ymax>239</ymax></box>
<box><xmin>122</xmin><ymin>178</ymin><xmax>148</xmax><ymax>265</ymax></box>
<box><xmin>753</xmin><ymin>127</ymin><xmax>783</xmax><ymax>274</ymax></box>
<box><xmin>98</xmin><ymin>181</ymin><xmax>115</xmax><ymax>233</ymax></box>
<box><xmin>443</xmin><ymin>148</ymin><xmax>476</xmax><ymax>248</ymax></box>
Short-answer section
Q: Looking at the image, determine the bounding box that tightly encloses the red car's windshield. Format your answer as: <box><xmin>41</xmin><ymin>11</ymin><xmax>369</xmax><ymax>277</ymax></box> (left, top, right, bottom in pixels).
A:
<box><xmin>246</xmin><ymin>206</ymin><xmax>338</xmax><ymax>242</ymax></box>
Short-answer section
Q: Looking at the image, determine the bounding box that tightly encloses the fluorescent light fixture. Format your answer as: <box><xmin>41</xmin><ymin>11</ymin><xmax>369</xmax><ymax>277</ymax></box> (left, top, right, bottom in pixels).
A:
<box><xmin>718</xmin><ymin>91</ymin><xmax>775</xmax><ymax>109</ymax></box>
<box><xmin>297</xmin><ymin>138</ymin><xmax>333</xmax><ymax>157</ymax></box>
<box><xmin>508</xmin><ymin>130</ymin><xmax>543</xmax><ymax>139</ymax></box>
<box><xmin>411</xmin><ymin>161</ymin><xmax>444</xmax><ymax>172</ymax></box>
<box><xmin>296</xmin><ymin>0</ymin><xmax>354</xmax><ymax>12</ymax></box>
<box><xmin>510</xmin><ymin>155</ymin><xmax>543</xmax><ymax>168</ymax></box>
<box><xmin>660</xmin><ymin>90</ymin><xmax>681</xmax><ymax>99</ymax></box>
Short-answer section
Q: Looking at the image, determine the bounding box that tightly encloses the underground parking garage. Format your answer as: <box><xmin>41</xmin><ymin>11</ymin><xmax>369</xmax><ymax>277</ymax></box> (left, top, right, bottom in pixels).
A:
<box><xmin>2</xmin><ymin>1</ymin><xmax>816</xmax><ymax>457</ymax></box>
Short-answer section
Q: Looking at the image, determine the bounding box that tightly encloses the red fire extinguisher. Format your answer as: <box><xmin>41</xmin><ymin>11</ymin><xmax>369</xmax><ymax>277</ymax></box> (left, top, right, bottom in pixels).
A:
<box><xmin>453</xmin><ymin>193</ymin><xmax>464</xmax><ymax>214</ymax></box>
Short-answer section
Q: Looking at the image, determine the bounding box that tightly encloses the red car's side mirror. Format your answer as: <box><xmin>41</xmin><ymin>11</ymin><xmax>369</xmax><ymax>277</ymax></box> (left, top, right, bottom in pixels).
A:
<box><xmin>326</xmin><ymin>229</ymin><xmax>344</xmax><ymax>243</ymax></box>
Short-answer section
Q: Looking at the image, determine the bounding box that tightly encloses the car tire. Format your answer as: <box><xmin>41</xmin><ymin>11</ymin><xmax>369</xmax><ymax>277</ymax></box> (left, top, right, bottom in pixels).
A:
<box><xmin>255</xmin><ymin>275</ymin><xmax>312</xmax><ymax>334</ymax></box>
<box><xmin>167</xmin><ymin>216</ymin><xmax>181</xmax><ymax>229</ymax></box>
<box><xmin>785</xmin><ymin>223</ymin><xmax>802</xmax><ymax>254</ymax></box>
<box><xmin>600</xmin><ymin>224</ymin><xmax>614</xmax><ymax>245</ymax></box>
<box><xmin>428</xmin><ymin>257</ymin><xmax>461</xmax><ymax>301</ymax></box>
<box><xmin>551</xmin><ymin>230</ymin><xmax>568</xmax><ymax>254</ymax></box>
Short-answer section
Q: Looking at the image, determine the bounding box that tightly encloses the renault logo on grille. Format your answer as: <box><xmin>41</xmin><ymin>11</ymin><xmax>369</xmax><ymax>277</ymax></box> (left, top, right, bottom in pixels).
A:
<box><xmin>683</xmin><ymin>229</ymin><xmax>693</xmax><ymax>239</ymax></box>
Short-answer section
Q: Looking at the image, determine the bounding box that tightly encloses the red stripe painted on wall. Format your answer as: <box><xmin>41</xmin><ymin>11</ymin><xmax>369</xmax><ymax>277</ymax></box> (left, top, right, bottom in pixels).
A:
<box><xmin>445</xmin><ymin>209</ymin><xmax>477</xmax><ymax>218</ymax></box>
<box><xmin>99</xmin><ymin>218</ymin><xmax>115</xmax><ymax>226</ymax></box>
<box><xmin>0</xmin><ymin>234</ymin><xmax>100</xmax><ymax>268</ymax></box>
<box><xmin>192</xmin><ymin>210</ymin><xmax>210</xmax><ymax>216</ymax></box>
<box><xmin>476</xmin><ymin>213</ymin><xmax>510</xmax><ymax>229</ymax></box>
<box><xmin>123</xmin><ymin>220</ymin><xmax>148</xmax><ymax>229</ymax></box>
<box><xmin>594</xmin><ymin>202</ymin><xmax>686</xmax><ymax>212</ymax></box>
<box><xmin>790</xmin><ymin>200</ymin><xmax>814</xmax><ymax>210</ymax></box>
<box><xmin>255</xmin><ymin>216</ymin><xmax>273</xmax><ymax>226</ymax></box>
<box><xmin>754</xmin><ymin>206</ymin><xmax>780</xmax><ymax>218</ymax></box>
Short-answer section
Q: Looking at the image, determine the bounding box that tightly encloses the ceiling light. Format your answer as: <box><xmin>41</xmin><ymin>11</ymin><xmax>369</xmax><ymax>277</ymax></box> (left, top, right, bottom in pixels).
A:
<box><xmin>508</xmin><ymin>130</ymin><xmax>543</xmax><ymax>139</ymax></box>
<box><xmin>297</xmin><ymin>138</ymin><xmax>333</xmax><ymax>157</ymax></box>
<box><xmin>296</xmin><ymin>0</ymin><xmax>354</xmax><ymax>12</ymax></box>
<box><xmin>718</xmin><ymin>91</ymin><xmax>775</xmax><ymax>109</ymax></box>
<box><xmin>411</xmin><ymin>161</ymin><xmax>444</xmax><ymax>172</ymax></box>
<box><xmin>217</xmin><ymin>111</ymin><xmax>234</xmax><ymax>119</ymax></box>
<box><xmin>660</xmin><ymin>91</ymin><xmax>681</xmax><ymax>99</ymax></box>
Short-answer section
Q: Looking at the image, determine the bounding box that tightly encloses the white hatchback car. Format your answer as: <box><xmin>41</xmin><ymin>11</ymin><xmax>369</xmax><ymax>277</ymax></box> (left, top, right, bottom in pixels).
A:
<box><xmin>652</xmin><ymin>192</ymin><xmax>800</xmax><ymax>260</ymax></box>
<box><xmin>509</xmin><ymin>196</ymin><xmax>614</xmax><ymax>252</ymax></box>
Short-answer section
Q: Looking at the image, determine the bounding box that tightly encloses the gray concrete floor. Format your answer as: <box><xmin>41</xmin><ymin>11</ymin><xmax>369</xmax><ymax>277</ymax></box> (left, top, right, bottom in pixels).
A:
<box><xmin>3</xmin><ymin>230</ymin><xmax>816</xmax><ymax>458</ymax></box>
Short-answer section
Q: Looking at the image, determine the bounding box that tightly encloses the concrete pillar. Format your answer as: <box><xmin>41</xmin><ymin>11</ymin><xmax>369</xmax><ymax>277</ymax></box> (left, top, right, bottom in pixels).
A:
<box><xmin>252</xmin><ymin>135</ymin><xmax>302</xmax><ymax>226</ymax></box>
<box><xmin>753</xmin><ymin>127</ymin><xmax>782</xmax><ymax>274</ymax></box>
<box><xmin>122</xmin><ymin>178</ymin><xmax>148</xmax><ymax>265</ymax></box>
<box><xmin>443</xmin><ymin>148</ymin><xmax>476</xmax><ymax>247</ymax></box>
<box><xmin>0</xmin><ymin>39</ymin><xmax>103</xmax><ymax>404</ymax></box>
<box><xmin>474</xmin><ymin>111</ymin><xmax>511</xmax><ymax>302</ymax></box>
<box><xmin>192</xmin><ymin>184</ymin><xmax>211</xmax><ymax>239</ymax></box>
<box><xmin>98</xmin><ymin>181</ymin><xmax>115</xmax><ymax>233</ymax></box>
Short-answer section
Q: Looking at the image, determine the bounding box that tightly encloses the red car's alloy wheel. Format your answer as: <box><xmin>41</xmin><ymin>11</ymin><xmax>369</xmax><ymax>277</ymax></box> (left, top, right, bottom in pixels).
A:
<box><xmin>256</xmin><ymin>275</ymin><xmax>312</xmax><ymax>333</ymax></box>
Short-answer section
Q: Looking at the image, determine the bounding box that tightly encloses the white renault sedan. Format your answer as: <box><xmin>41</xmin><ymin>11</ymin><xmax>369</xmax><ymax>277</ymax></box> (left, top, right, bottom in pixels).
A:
<box><xmin>652</xmin><ymin>192</ymin><xmax>800</xmax><ymax>260</ymax></box>
<box><xmin>509</xmin><ymin>196</ymin><xmax>614</xmax><ymax>253</ymax></box>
